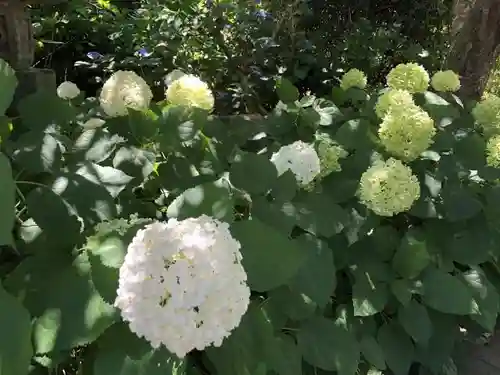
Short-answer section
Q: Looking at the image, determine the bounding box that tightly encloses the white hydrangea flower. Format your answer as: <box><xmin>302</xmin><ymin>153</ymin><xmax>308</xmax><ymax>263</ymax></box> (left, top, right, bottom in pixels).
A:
<box><xmin>431</xmin><ymin>70</ymin><xmax>461</xmax><ymax>92</ymax></box>
<box><xmin>57</xmin><ymin>81</ymin><xmax>80</xmax><ymax>99</ymax></box>
<box><xmin>270</xmin><ymin>140</ymin><xmax>321</xmax><ymax>185</ymax></box>
<box><xmin>115</xmin><ymin>215</ymin><xmax>250</xmax><ymax>358</ymax></box>
<box><xmin>340</xmin><ymin>68</ymin><xmax>367</xmax><ymax>90</ymax></box>
<box><xmin>100</xmin><ymin>70</ymin><xmax>153</xmax><ymax>117</ymax></box>
<box><xmin>165</xmin><ymin>74</ymin><xmax>215</xmax><ymax>111</ymax></box>
<box><xmin>82</xmin><ymin>118</ymin><xmax>106</xmax><ymax>129</ymax></box>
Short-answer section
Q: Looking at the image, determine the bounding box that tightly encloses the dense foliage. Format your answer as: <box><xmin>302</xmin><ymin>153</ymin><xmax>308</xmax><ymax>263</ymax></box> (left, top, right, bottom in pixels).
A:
<box><xmin>3</xmin><ymin>35</ymin><xmax>500</xmax><ymax>375</ymax></box>
<box><xmin>31</xmin><ymin>0</ymin><xmax>453</xmax><ymax>113</ymax></box>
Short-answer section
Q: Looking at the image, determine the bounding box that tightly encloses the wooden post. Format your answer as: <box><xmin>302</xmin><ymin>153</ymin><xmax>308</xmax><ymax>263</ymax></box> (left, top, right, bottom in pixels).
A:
<box><xmin>0</xmin><ymin>0</ymin><xmax>57</xmax><ymax>113</ymax></box>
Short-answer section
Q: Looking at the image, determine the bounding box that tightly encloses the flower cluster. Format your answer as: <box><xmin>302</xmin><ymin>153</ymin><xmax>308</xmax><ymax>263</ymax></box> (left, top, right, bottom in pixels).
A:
<box><xmin>271</xmin><ymin>140</ymin><xmax>321</xmax><ymax>185</ymax></box>
<box><xmin>166</xmin><ymin>74</ymin><xmax>215</xmax><ymax>111</ymax></box>
<box><xmin>115</xmin><ymin>216</ymin><xmax>250</xmax><ymax>358</ymax></box>
<box><xmin>472</xmin><ymin>94</ymin><xmax>500</xmax><ymax>136</ymax></box>
<box><xmin>375</xmin><ymin>89</ymin><xmax>415</xmax><ymax>119</ymax></box>
<box><xmin>378</xmin><ymin>105</ymin><xmax>436</xmax><ymax>161</ymax></box>
<box><xmin>99</xmin><ymin>70</ymin><xmax>153</xmax><ymax>117</ymax></box>
<box><xmin>82</xmin><ymin>118</ymin><xmax>106</xmax><ymax>129</ymax></box>
<box><xmin>431</xmin><ymin>70</ymin><xmax>461</xmax><ymax>92</ymax></box>
<box><xmin>315</xmin><ymin>134</ymin><xmax>348</xmax><ymax>179</ymax></box>
<box><xmin>386</xmin><ymin>63</ymin><xmax>429</xmax><ymax>93</ymax></box>
<box><xmin>57</xmin><ymin>81</ymin><xmax>80</xmax><ymax>100</ymax></box>
<box><xmin>358</xmin><ymin>158</ymin><xmax>420</xmax><ymax>216</ymax></box>
<box><xmin>486</xmin><ymin>135</ymin><xmax>500</xmax><ymax>168</ymax></box>
<box><xmin>340</xmin><ymin>69</ymin><xmax>367</xmax><ymax>91</ymax></box>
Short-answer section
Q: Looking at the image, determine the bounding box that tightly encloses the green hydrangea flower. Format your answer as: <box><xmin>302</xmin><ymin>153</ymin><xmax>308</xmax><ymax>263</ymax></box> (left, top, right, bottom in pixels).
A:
<box><xmin>375</xmin><ymin>89</ymin><xmax>415</xmax><ymax>118</ymax></box>
<box><xmin>430</xmin><ymin>70</ymin><xmax>461</xmax><ymax>92</ymax></box>
<box><xmin>386</xmin><ymin>63</ymin><xmax>429</xmax><ymax>93</ymax></box>
<box><xmin>378</xmin><ymin>105</ymin><xmax>436</xmax><ymax>161</ymax></box>
<box><xmin>472</xmin><ymin>94</ymin><xmax>500</xmax><ymax>136</ymax></box>
<box><xmin>340</xmin><ymin>68</ymin><xmax>367</xmax><ymax>90</ymax></box>
<box><xmin>486</xmin><ymin>135</ymin><xmax>500</xmax><ymax>168</ymax></box>
<box><xmin>358</xmin><ymin>158</ymin><xmax>420</xmax><ymax>217</ymax></box>
<box><xmin>315</xmin><ymin>134</ymin><xmax>349</xmax><ymax>178</ymax></box>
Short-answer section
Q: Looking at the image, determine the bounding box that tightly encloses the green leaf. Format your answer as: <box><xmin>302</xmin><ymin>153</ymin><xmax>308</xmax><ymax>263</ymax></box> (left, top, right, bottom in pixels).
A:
<box><xmin>75</xmin><ymin>163</ymin><xmax>133</xmax><ymax>198</ymax></box>
<box><xmin>167</xmin><ymin>178</ymin><xmax>234</xmax><ymax>223</ymax></box>
<box><xmin>397</xmin><ymin>300</ymin><xmax>433</xmax><ymax>345</ymax></box>
<box><xmin>10</xmin><ymin>129</ymin><xmax>63</xmax><ymax>173</ymax></box>
<box><xmin>289</xmin><ymin>234</ymin><xmax>336</xmax><ymax>308</ymax></box>
<box><xmin>113</xmin><ymin>146</ymin><xmax>156</xmax><ymax>180</ymax></box>
<box><xmin>442</xmin><ymin>185</ymin><xmax>482</xmax><ymax>222</ymax></box>
<box><xmin>206</xmin><ymin>303</ymin><xmax>275</xmax><ymax>375</ymax></box>
<box><xmin>0</xmin><ymin>282</ymin><xmax>33</xmax><ymax>375</ymax></box>
<box><xmin>276</xmin><ymin>77</ymin><xmax>299</xmax><ymax>103</ymax></box>
<box><xmin>460</xmin><ymin>268</ymin><xmax>499</xmax><ymax>332</ymax></box>
<box><xmin>160</xmin><ymin>106</ymin><xmax>207</xmax><ymax>150</ymax></box>
<box><xmin>251</xmin><ymin>198</ymin><xmax>296</xmax><ymax>235</ymax></box>
<box><xmin>390</xmin><ymin>279</ymin><xmax>415</xmax><ymax>306</ymax></box>
<box><xmin>55</xmin><ymin>173</ymin><xmax>117</xmax><ymax>227</ymax></box>
<box><xmin>290</xmin><ymin>192</ymin><xmax>348</xmax><ymax>237</ymax></box>
<box><xmin>360</xmin><ymin>336</ymin><xmax>386</xmax><ymax>370</ymax></box>
<box><xmin>0</xmin><ymin>59</ymin><xmax>17</xmax><ymax>114</ymax></box>
<box><xmin>446</xmin><ymin>217</ymin><xmax>492</xmax><ymax>265</ymax></box>
<box><xmin>30</xmin><ymin>253</ymin><xmax>117</xmax><ymax>354</ymax></box>
<box><xmin>312</xmin><ymin>98</ymin><xmax>343</xmax><ymax>126</ymax></box>
<box><xmin>392</xmin><ymin>229</ymin><xmax>430</xmax><ymax>279</ymax></box>
<box><xmin>0</xmin><ymin>153</ymin><xmax>15</xmax><ymax>246</ymax></box>
<box><xmin>128</xmin><ymin>108</ymin><xmax>160</xmax><ymax>142</ymax></box>
<box><xmin>270</xmin><ymin>170</ymin><xmax>297</xmax><ymax>203</ymax></box>
<box><xmin>268</xmin><ymin>335</ymin><xmax>302</xmax><ymax>375</ymax></box>
<box><xmin>268</xmin><ymin>286</ymin><xmax>316</xmax><ymax>320</ymax></box>
<box><xmin>231</xmin><ymin>219</ymin><xmax>307</xmax><ymax>292</ymax></box>
<box><xmin>25</xmin><ymin>187</ymin><xmax>82</xmax><ymax>249</ymax></box>
<box><xmin>335</xmin><ymin>119</ymin><xmax>373</xmax><ymax>150</ymax></box>
<box><xmin>377</xmin><ymin>323</ymin><xmax>414</xmax><ymax>375</ymax></box>
<box><xmin>18</xmin><ymin>90</ymin><xmax>77</xmax><ymax>130</ymax></box>
<box><xmin>352</xmin><ymin>272</ymin><xmax>389</xmax><ymax>317</ymax></box>
<box><xmin>298</xmin><ymin>316</ymin><xmax>359</xmax><ymax>374</ymax></box>
<box><xmin>94</xmin><ymin>322</ymin><xmax>186</xmax><ymax>375</ymax></box>
<box><xmin>415</xmin><ymin>311</ymin><xmax>459</xmax><ymax>372</ymax></box>
<box><xmin>229</xmin><ymin>152</ymin><xmax>278</xmax><ymax>195</ymax></box>
<box><xmin>157</xmin><ymin>155</ymin><xmax>214</xmax><ymax>193</ymax></box>
<box><xmin>73</xmin><ymin>128</ymin><xmax>124</xmax><ymax>164</ymax></box>
<box><xmin>421</xmin><ymin>268</ymin><xmax>474</xmax><ymax>315</ymax></box>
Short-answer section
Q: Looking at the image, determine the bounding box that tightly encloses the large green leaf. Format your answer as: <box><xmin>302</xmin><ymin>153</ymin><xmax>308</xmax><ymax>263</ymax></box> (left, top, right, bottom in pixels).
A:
<box><xmin>231</xmin><ymin>219</ymin><xmax>307</xmax><ymax>292</ymax></box>
<box><xmin>421</xmin><ymin>268</ymin><xmax>474</xmax><ymax>315</ymax></box>
<box><xmin>25</xmin><ymin>187</ymin><xmax>82</xmax><ymax>249</ymax></box>
<box><xmin>288</xmin><ymin>192</ymin><xmax>348</xmax><ymax>237</ymax></box>
<box><xmin>377</xmin><ymin>323</ymin><xmax>414</xmax><ymax>375</ymax></box>
<box><xmin>18</xmin><ymin>90</ymin><xmax>77</xmax><ymax>131</ymax></box>
<box><xmin>10</xmin><ymin>129</ymin><xmax>63</xmax><ymax>173</ymax></box>
<box><xmin>352</xmin><ymin>272</ymin><xmax>389</xmax><ymax>317</ymax></box>
<box><xmin>166</xmin><ymin>178</ymin><xmax>234</xmax><ymax>223</ymax></box>
<box><xmin>0</xmin><ymin>153</ymin><xmax>15</xmax><ymax>246</ymax></box>
<box><xmin>460</xmin><ymin>268</ymin><xmax>499</xmax><ymax>332</ymax></box>
<box><xmin>289</xmin><ymin>234</ymin><xmax>336</xmax><ymax>308</ymax></box>
<box><xmin>397</xmin><ymin>300</ymin><xmax>433</xmax><ymax>345</ymax></box>
<box><xmin>276</xmin><ymin>77</ymin><xmax>299</xmax><ymax>103</ymax></box>
<box><xmin>0</xmin><ymin>59</ymin><xmax>17</xmax><ymax>114</ymax></box>
<box><xmin>113</xmin><ymin>146</ymin><xmax>156</xmax><ymax>180</ymax></box>
<box><xmin>268</xmin><ymin>286</ymin><xmax>316</xmax><ymax>321</ymax></box>
<box><xmin>229</xmin><ymin>152</ymin><xmax>278</xmax><ymax>195</ymax></box>
<box><xmin>0</xmin><ymin>282</ymin><xmax>33</xmax><ymax>375</ymax></box>
<box><xmin>30</xmin><ymin>253</ymin><xmax>117</xmax><ymax>354</ymax></box>
<box><xmin>73</xmin><ymin>128</ymin><xmax>125</xmax><ymax>164</ymax></box>
<box><xmin>298</xmin><ymin>316</ymin><xmax>359</xmax><ymax>375</ymax></box>
<box><xmin>206</xmin><ymin>303</ymin><xmax>275</xmax><ymax>375</ymax></box>
<box><xmin>93</xmin><ymin>322</ymin><xmax>186</xmax><ymax>375</ymax></box>
<box><xmin>360</xmin><ymin>336</ymin><xmax>386</xmax><ymax>370</ymax></box>
<box><xmin>441</xmin><ymin>185</ymin><xmax>482</xmax><ymax>222</ymax></box>
<box><xmin>392</xmin><ymin>229</ymin><xmax>430</xmax><ymax>279</ymax></box>
<box><xmin>268</xmin><ymin>334</ymin><xmax>302</xmax><ymax>375</ymax></box>
<box><xmin>76</xmin><ymin>162</ymin><xmax>133</xmax><ymax>198</ymax></box>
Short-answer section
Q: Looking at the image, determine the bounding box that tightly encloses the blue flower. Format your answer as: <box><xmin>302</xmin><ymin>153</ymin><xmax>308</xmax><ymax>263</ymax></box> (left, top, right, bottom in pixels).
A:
<box><xmin>136</xmin><ymin>48</ymin><xmax>152</xmax><ymax>57</ymax></box>
<box><xmin>255</xmin><ymin>9</ymin><xmax>271</xmax><ymax>19</ymax></box>
<box><xmin>86</xmin><ymin>51</ymin><xmax>103</xmax><ymax>60</ymax></box>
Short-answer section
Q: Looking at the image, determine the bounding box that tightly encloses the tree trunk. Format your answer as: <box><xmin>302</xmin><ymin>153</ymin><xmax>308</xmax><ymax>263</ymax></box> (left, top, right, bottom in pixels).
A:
<box><xmin>447</xmin><ymin>0</ymin><xmax>500</xmax><ymax>100</ymax></box>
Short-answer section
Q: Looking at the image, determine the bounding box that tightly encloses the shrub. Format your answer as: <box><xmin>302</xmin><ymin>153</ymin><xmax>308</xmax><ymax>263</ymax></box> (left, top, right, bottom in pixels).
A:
<box><xmin>2</xmin><ymin>57</ymin><xmax>500</xmax><ymax>375</ymax></box>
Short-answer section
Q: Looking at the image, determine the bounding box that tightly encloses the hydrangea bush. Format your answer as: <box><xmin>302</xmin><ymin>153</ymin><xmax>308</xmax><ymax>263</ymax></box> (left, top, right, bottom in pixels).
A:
<box><xmin>2</xmin><ymin>56</ymin><xmax>500</xmax><ymax>375</ymax></box>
